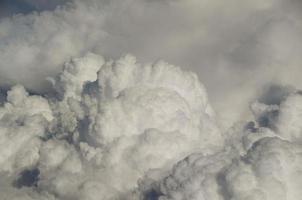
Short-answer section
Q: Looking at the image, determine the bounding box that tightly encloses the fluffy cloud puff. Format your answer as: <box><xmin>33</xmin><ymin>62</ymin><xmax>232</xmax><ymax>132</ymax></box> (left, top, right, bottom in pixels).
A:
<box><xmin>145</xmin><ymin>136</ymin><xmax>302</xmax><ymax>200</ymax></box>
<box><xmin>1</xmin><ymin>0</ymin><xmax>302</xmax><ymax>199</ymax></box>
<box><xmin>136</xmin><ymin>88</ymin><xmax>302</xmax><ymax>200</ymax></box>
<box><xmin>0</xmin><ymin>54</ymin><xmax>224</xmax><ymax>199</ymax></box>
<box><xmin>1</xmin><ymin>53</ymin><xmax>302</xmax><ymax>200</ymax></box>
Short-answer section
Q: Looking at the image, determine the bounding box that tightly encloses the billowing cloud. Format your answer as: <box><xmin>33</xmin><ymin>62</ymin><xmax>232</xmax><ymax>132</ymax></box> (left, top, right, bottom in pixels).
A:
<box><xmin>0</xmin><ymin>54</ymin><xmax>224</xmax><ymax>199</ymax></box>
<box><xmin>0</xmin><ymin>0</ymin><xmax>302</xmax><ymax>199</ymax></box>
<box><xmin>0</xmin><ymin>52</ymin><xmax>301</xmax><ymax>200</ymax></box>
<box><xmin>0</xmin><ymin>0</ymin><xmax>301</xmax><ymax>126</ymax></box>
<box><xmin>143</xmin><ymin>137</ymin><xmax>302</xmax><ymax>200</ymax></box>
<box><xmin>136</xmin><ymin>88</ymin><xmax>302</xmax><ymax>200</ymax></box>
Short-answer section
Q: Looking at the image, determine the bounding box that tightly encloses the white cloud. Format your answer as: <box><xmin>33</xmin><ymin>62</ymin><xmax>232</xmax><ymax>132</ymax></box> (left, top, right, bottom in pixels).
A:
<box><xmin>0</xmin><ymin>52</ymin><xmax>302</xmax><ymax>200</ymax></box>
<box><xmin>0</xmin><ymin>54</ymin><xmax>224</xmax><ymax>199</ymax></box>
<box><xmin>0</xmin><ymin>0</ymin><xmax>302</xmax><ymax>199</ymax></box>
<box><xmin>137</xmin><ymin>92</ymin><xmax>302</xmax><ymax>200</ymax></box>
<box><xmin>0</xmin><ymin>0</ymin><xmax>301</xmax><ymax>126</ymax></box>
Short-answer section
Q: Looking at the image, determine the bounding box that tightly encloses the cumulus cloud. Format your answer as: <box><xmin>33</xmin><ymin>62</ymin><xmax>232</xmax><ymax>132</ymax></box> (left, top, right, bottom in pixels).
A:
<box><xmin>0</xmin><ymin>52</ymin><xmax>301</xmax><ymax>200</ymax></box>
<box><xmin>136</xmin><ymin>89</ymin><xmax>302</xmax><ymax>200</ymax></box>
<box><xmin>0</xmin><ymin>54</ymin><xmax>225</xmax><ymax>199</ymax></box>
<box><xmin>0</xmin><ymin>0</ymin><xmax>301</xmax><ymax>126</ymax></box>
<box><xmin>147</xmin><ymin>137</ymin><xmax>302</xmax><ymax>200</ymax></box>
<box><xmin>0</xmin><ymin>0</ymin><xmax>302</xmax><ymax>199</ymax></box>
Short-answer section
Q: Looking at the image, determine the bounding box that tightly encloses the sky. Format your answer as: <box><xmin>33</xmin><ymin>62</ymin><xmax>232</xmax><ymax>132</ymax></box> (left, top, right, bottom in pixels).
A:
<box><xmin>0</xmin><ymin>0</ymin><xmax>301</xmax><ymax>200</ymax></box>
<box><xmin>0</xmin><ymin>0</ymin><xmax>67</xmax><ymax>17</ymax></box>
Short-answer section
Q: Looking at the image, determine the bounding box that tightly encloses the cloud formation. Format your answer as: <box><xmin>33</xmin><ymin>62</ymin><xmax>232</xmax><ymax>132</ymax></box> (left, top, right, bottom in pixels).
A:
<box><xmin>0</xmin><ymin>52</ymin><xmax>301</xmax><ymax>200</ymax></box>
<box><xmin>0</xmin><ymin>0</ymin><xmax>301</xmax><ymax>126</ymax></box>
<box><xmin>0</xmin><ymin>0</ymin><xmax>302</xmax><ymax>199</ymax></box>
<box><xmin>0</xmin><ymin>54</ymin><xmax>225</xmax><ymax>199</ymax></box>
<box><xmin>137</xmin><ymin>87</ymin><xmax>302</xmax><ymax>200</ymax></box>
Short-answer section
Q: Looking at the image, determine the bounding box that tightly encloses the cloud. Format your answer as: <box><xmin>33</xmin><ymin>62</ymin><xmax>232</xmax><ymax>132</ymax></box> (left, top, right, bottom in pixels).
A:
<box><xmin>0</xmin><ymin>0</ymin><xmax>302</xmax><ymax>199</ymax></box>
<box><xmin>137</xmin><ymin>89</ymin><xmax>302</xmax><ymax>200</ymax></box>
<box><xmin>152</xmin><ymin>137</ymin><xmax>302</xmax><ymax>200</ymax></box>
<box><xmin>0</xmin><ymin>54</ymin><xmax>224</xmax><ymax>199</ymax></box>
<box><xmin>0</xmin><ymin>52</ymin><xmax>301</xmax><ymax>200</ymax></box>
<box><xmin>0</xmin><ymin>0</ymin><xmax>301</xmax><ymax>126</ymax></box>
